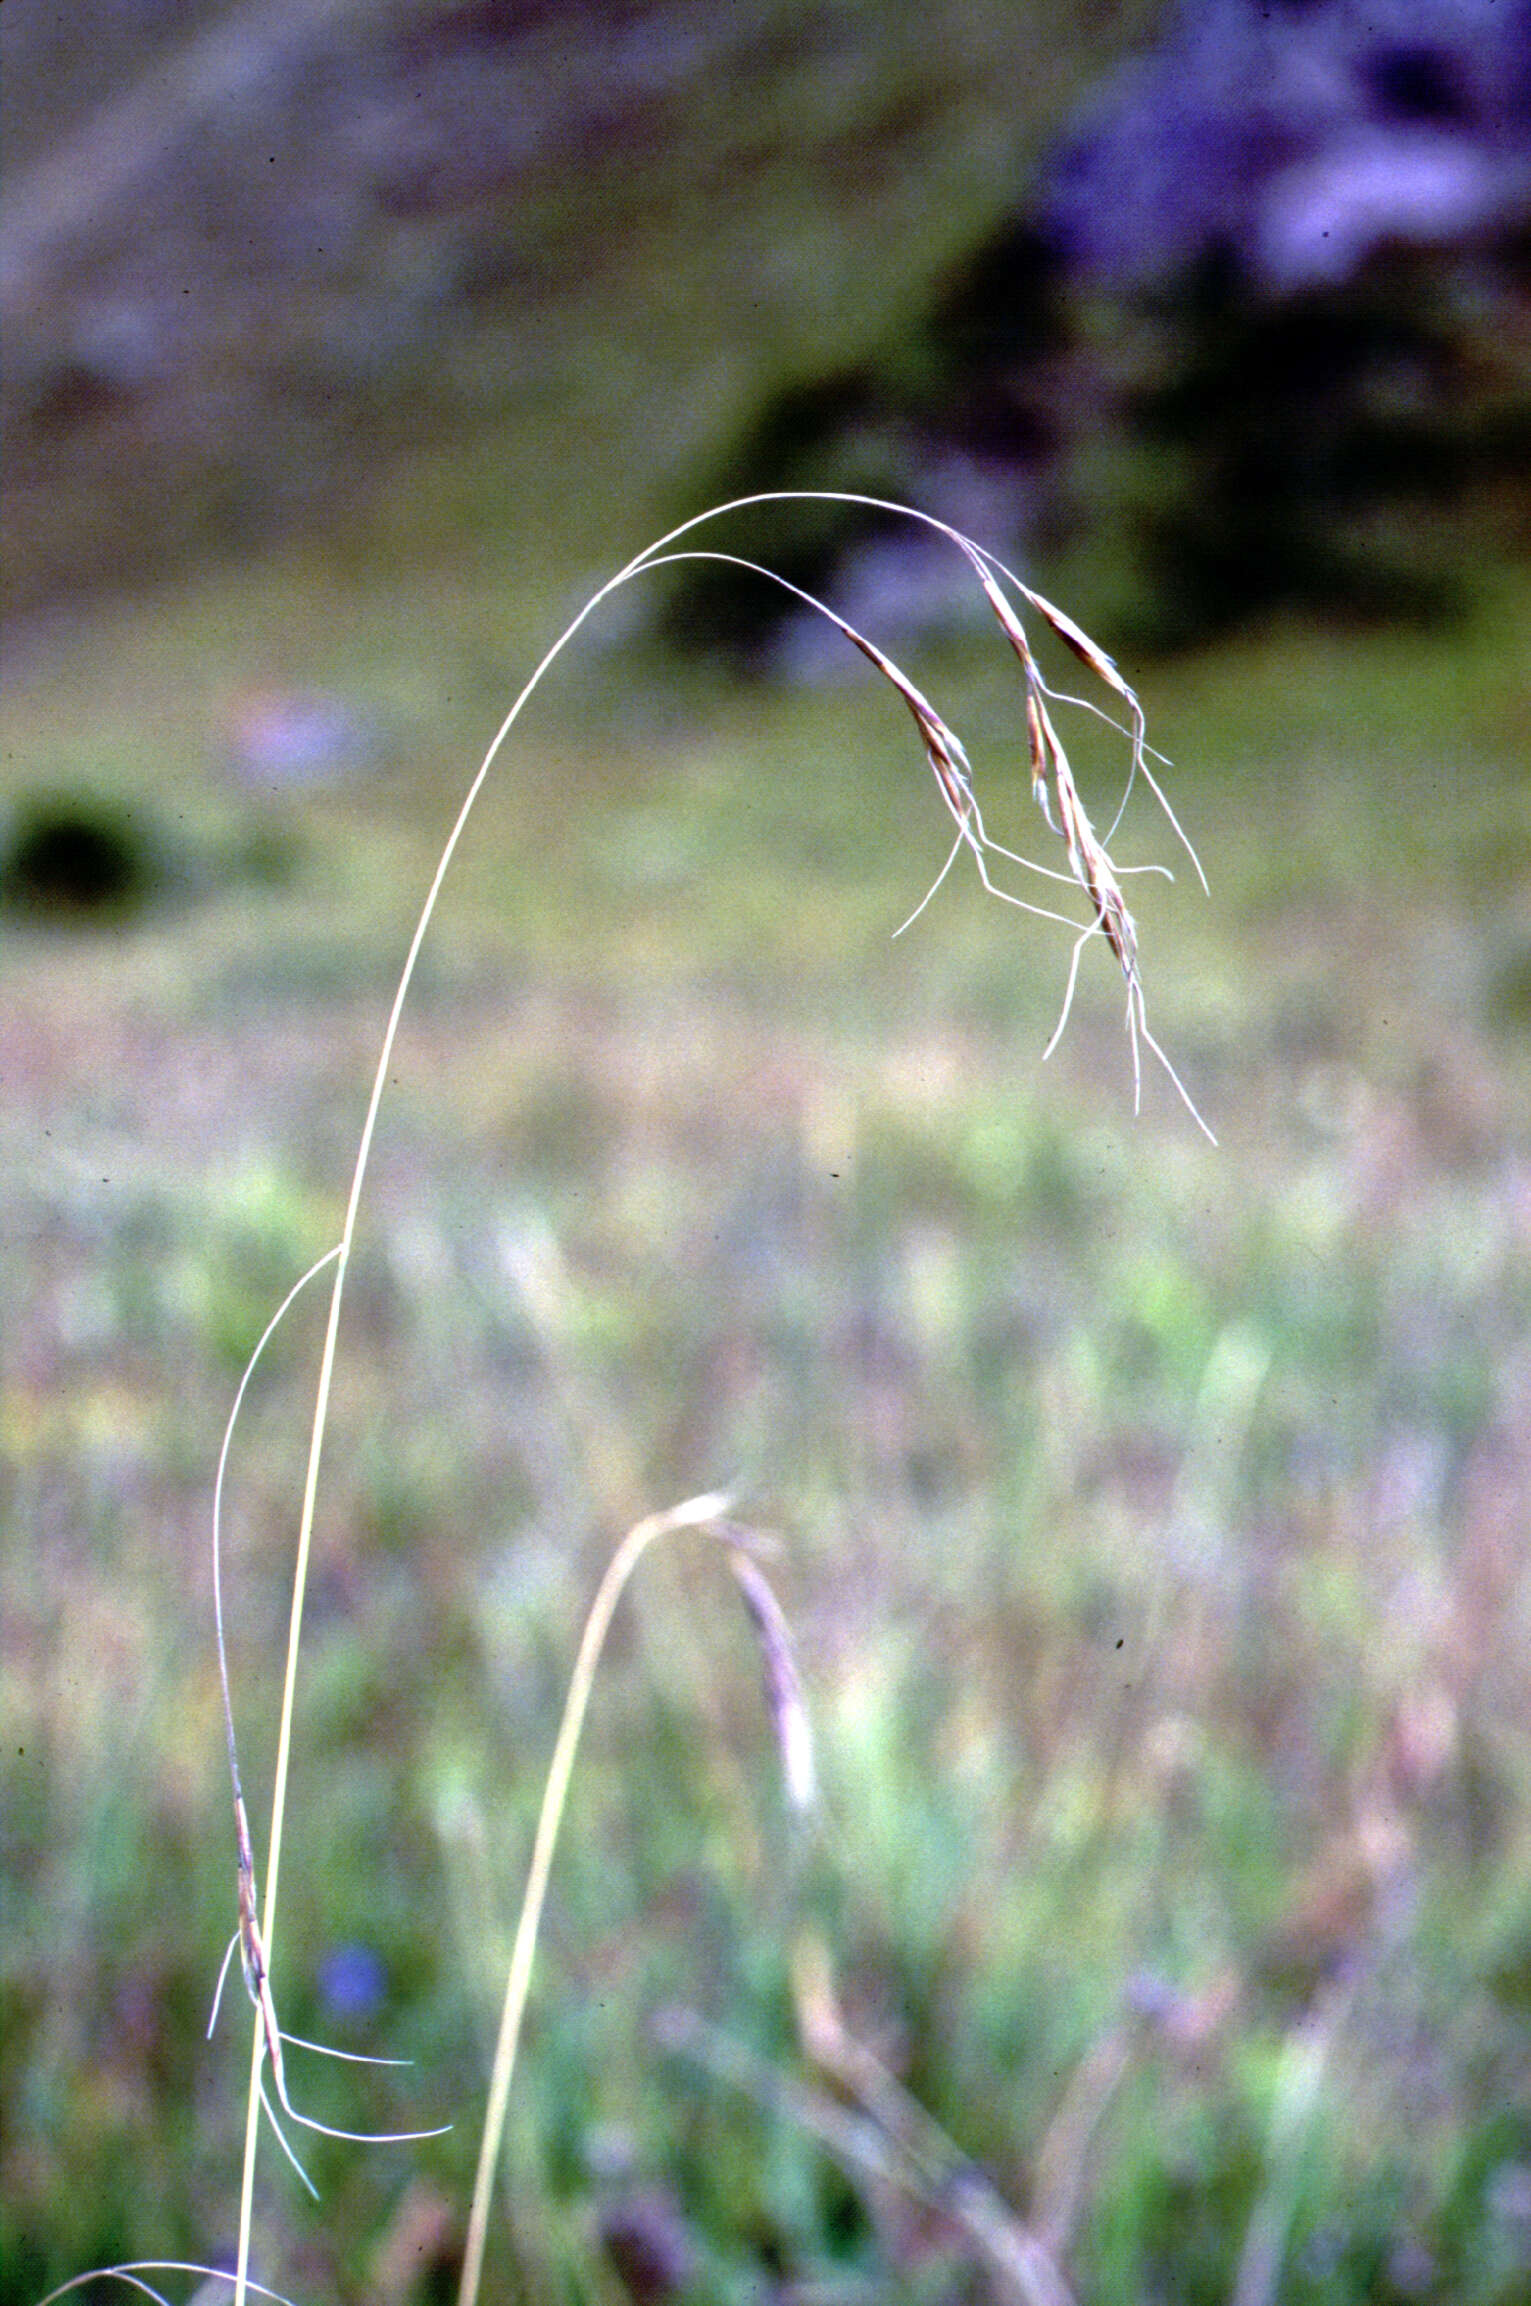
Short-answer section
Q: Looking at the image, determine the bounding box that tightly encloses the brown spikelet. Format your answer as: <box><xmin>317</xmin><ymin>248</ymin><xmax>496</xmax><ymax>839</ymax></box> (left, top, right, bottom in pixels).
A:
<box><xmin>636</xmin><ymin>521</ymin><xmax>1210</xmax><ymax>1134</ymax></box>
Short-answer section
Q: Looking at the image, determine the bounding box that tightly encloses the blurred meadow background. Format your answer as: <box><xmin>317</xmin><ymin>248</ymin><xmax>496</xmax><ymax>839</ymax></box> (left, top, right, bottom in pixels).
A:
<box><xmin>5</xmin><ymin>2</ymin><xmax>1531</xmax><ymax>2300</ymax></box>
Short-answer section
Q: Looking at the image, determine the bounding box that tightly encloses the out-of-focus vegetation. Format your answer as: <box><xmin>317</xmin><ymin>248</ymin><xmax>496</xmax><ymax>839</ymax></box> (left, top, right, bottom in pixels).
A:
<box><xmin>5</xmin><ymin>533</ymin><xmax>1531</xmax><ymax>2303</ymax></box>
<box><xmin>1</xmin><ymin>0</ymin><xmax>1156</xmax><ymax>625</ymax></box>
<box><xmin>5</xmin><ymin>4</ymin><xmax>1531</xmax><ymax>2303</ymax></box>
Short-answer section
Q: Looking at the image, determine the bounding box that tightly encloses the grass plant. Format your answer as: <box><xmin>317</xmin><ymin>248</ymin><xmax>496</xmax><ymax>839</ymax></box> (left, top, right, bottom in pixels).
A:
<box><xmin>40</xmin><ymin>498</ymin><xmax>1208</xmax><ymax>2305</ymax></box>
<box><xmin>10</xmin><ymin>521</ymin><xmax>1531</xmax><ymax>2306</ymax></box>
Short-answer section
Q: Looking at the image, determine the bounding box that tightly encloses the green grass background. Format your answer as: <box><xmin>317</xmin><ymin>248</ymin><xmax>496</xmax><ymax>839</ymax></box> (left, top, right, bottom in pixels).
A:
<box><xmin>5</xmin><ymin>532</ymin><xmax>1531</xmax><ymax>2302</ymax></box>
<box><xmin>5</xmin><ymin>3</ymin><xmax>1531</xmax><ymax>2295</ymax></box>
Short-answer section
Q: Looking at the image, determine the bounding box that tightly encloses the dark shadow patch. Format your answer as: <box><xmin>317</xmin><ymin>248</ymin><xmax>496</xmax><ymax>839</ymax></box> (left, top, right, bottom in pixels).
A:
<box><xmin>0</xmin><ymin>795</ymin><xmax>166</xmax><ymax>920</ymax></box>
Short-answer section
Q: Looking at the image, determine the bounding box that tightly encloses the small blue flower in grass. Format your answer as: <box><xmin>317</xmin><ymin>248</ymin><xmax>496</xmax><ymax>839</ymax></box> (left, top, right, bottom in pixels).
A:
<box><xmin>318</xmin><ymin>1941</ymin><xmax>387</xmax><ymax>2024</ymax></box>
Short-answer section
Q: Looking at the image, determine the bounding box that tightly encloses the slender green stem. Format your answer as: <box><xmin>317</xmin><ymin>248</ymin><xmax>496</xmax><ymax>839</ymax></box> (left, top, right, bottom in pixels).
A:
<box><xmin>457</xmin><ymin>1492</ymin><xmax>732</xmax><ymax>2306</ymax></box>
<box><xmin>216</xmin><ymin>1247</ymin><xmax>343</xmax><ymax>2302</ymax></box>
<box><xmin>233</xmin><ymin>512</ymin><xmax>737</xmax><ymax>2294</ymax></box>
<box><xmin>235</xmin><ymin>497</ymin><xmax>893</xmax><ymax>2282</ymax></box>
